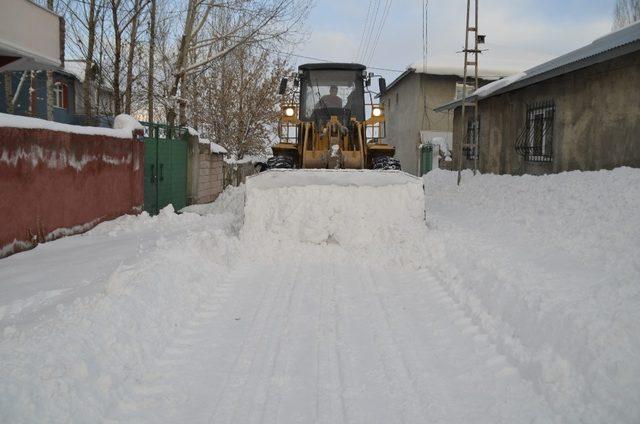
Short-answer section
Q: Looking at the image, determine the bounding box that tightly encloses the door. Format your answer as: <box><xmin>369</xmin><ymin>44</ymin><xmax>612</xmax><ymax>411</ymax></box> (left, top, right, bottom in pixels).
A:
<box><xmin>143</xmin><ymin>123</ymin><xmax>188</xmax><ymax>215</ymax></box>
<box><xmin>143</xmin><ymin>136</ymin><xmax>158</xmax><ymax>215</ymax></box>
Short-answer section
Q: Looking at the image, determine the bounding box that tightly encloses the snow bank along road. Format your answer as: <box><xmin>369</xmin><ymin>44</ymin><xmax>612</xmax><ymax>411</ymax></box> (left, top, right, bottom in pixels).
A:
<box><xmin>1</xmin><ymin>168</ymin><xmax>639</xmax><ymax>423</ymax></box>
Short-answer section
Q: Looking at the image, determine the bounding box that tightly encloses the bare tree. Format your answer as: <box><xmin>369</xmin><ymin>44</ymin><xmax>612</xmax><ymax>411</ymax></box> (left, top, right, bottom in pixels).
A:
<box><xmin>108</xmin><ymin>0</ymin><xmax>148</xmax><ymax>115</ymax></box>
<box><xmin>124</xmin><ymin>0</ymin><xmax>145</xmax><ymax>114</ymax></box>
<box><xmin>83</xmin><ymin>0</ymin><xmax>99</xmax><ymax>123</ymax></box>
<box><xmin>147</xmin><ymin>0</ymin><xmax>156</xmax><ymax>122</ymax></box>
<box><xmin>614</xmin><ymin>0</ymin><xmax>640</xmax><ymax>29</ymax></box>
<box><xmin>166</xmin><ymin>0</ymin><xmax>309</xmax><ymax>126</ymax></box>
<box><xmin>187</xmin><ymin>43</ymin><xmax>289</xmax><ymax>159</ymax></box>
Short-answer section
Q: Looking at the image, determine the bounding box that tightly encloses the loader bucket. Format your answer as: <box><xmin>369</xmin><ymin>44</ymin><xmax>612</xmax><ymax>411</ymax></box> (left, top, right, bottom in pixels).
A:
<box><xmin>242</xmin><ymin>169</ymin><xmax>425</xmax><ymax>247</ymax></box>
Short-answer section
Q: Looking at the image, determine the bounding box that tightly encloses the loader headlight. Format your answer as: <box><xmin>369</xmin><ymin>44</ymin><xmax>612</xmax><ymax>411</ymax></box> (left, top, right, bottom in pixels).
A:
<box><xmin>284</xmin><ymin>107</ymin><xmax>295</xmax><ymax>117</ymax></box>
<box><xmin>372</xmin><ymin>107</ymin><xmax>382</xmax><ymax>117</ymax></box>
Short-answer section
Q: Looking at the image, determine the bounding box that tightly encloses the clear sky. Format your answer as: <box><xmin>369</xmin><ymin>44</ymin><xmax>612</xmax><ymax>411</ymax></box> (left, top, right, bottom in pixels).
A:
<box><xmin>293</xmin><ymin>0</ymin><xmax>617</xmax><ymax>82</ymax></box>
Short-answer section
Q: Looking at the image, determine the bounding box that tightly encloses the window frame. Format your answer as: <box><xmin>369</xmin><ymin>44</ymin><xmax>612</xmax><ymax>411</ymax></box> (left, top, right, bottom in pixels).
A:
<box><xmin>53</xmin><ymin>82</ymin><xmax>67</xmax><ymax>109</ymax></box>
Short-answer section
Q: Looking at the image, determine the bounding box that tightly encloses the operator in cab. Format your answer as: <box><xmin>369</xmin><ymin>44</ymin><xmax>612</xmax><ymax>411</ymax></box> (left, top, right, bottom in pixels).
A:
<box><xmin>316</xmin><ymin>85</ymin><xmax>343</xmax><ymax>109</ymax></box>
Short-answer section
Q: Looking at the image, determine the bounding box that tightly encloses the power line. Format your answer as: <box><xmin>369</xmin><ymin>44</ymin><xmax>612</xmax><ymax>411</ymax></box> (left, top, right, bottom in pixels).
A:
<box><xmin>359</xmin><ymin>0</ymin><xmax>383</xmax><ymax>63</ymax></box>
<box><xmin>364</xmin><ymin>0</ymin><xmax>393</xmax><ymax>65</ymax></box>
<box><xmin>355</xmin><ymin>0</ymin><xmax>374</xmax><ymax>61</ymax></box>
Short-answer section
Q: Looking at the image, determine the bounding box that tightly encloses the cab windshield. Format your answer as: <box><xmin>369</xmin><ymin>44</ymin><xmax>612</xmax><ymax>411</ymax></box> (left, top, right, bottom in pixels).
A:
<box><xmin>299</xmin><ymin>69</ymin><xmax>365</xmax><ymax>124</ymax></box>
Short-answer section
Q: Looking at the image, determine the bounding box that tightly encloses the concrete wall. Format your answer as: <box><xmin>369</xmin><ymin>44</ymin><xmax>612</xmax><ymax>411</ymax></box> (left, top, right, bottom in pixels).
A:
<box><xmin>186</xmin><ymin>138</ymin><xmax>224</xmax><ymax>204</ymax></box>
<box><xmin>452</xmin><ymin>50</ymin><xmax>640</xmax><ymax>175</ymax></box>
<box><xmin>0</xmin><ymin>126</ymin><xmax>144</xmax><ymax>257</ymax></box>
<box><xmin>0</xmin><ymin>0</ymin><xmax>62</xmax><ymax>67</ymax></box>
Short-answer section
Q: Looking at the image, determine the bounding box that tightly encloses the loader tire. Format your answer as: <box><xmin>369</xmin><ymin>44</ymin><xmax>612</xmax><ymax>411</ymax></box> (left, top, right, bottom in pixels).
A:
<box><xmin>372</xmin><ymin>156</ymin><xmax>401</xmax><ymax>171</ymax></box>
<box><xmin>267</xmin><ymin>155</ymin><xmax>294</xmax><ymax>169</ymax></box>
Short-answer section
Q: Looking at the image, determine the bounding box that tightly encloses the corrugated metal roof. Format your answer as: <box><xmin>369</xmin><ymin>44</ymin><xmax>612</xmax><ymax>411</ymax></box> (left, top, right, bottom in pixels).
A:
<box><xmin>434</xmin><ymin>20</ymin><xmax>640</xmax><ymax>112</ymax></box>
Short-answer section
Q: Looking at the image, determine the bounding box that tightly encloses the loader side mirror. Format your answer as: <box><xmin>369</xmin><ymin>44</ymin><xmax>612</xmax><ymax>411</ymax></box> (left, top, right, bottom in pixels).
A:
<box><xmin>379</xmin><ymin>78</ymin><xmax>387</xmax><ymax>95</ymax></box>
<box><xmin>278</xmin><ymin>78</ymin><xmax>288</xmax><ymax>95</ymax></box>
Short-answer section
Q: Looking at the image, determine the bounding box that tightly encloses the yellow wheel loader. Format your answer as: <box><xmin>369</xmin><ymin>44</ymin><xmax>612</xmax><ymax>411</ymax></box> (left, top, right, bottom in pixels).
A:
<box><xmin>268</xmin><ymin>63</ymin><xmax>400</xmax><ymax>171</ymax></box>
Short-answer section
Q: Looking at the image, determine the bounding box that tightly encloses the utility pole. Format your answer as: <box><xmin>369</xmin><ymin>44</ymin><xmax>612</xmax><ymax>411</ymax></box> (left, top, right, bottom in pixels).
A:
<box><xmin>456</xmin><ymin>0</ymin><xmax>481</xmax><ymax>185</ymax></box>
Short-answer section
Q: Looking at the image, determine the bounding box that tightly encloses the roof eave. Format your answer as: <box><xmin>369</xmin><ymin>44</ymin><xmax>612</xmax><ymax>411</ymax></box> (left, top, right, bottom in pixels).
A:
<box><xmin>481</xmin><ymin>40</ymin><xmax>640</xmax><ymax>100</ymax></box>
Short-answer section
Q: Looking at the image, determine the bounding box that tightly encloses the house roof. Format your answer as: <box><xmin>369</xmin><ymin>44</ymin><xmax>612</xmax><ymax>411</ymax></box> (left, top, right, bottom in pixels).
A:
<box><xmin>434</xmin><ymin>20</ymin><xmax>640</xmax><ymax>112</ymax></box>
<box><xmin>383</xmin><ymin>65</ymin><xmax>513</xmax><ymax>95</ymax></box>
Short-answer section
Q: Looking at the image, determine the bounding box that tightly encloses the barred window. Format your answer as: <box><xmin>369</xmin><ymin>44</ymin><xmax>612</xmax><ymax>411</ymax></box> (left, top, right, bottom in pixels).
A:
<box><xmin>516</xmin><ymin>101</ymin><xmax>555</xmax><ymax>162</ymax></box>
<box><xmin>464</xmin><ymin>117</ymin><xmax>480</xmax><ymax>160</ymax></box>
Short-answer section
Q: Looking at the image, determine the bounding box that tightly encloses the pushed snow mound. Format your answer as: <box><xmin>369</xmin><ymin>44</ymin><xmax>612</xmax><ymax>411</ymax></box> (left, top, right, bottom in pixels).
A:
<box><xmin>243</xmin><ymin>170</ymin><xmax>425</xmax><ymax>249</ymax></box>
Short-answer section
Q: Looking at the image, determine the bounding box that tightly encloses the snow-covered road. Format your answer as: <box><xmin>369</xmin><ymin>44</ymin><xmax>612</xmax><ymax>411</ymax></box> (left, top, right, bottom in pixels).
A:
<box><xmin>109</xmin><ymin>261</ymin><xmax>552</xmax><ymax>424</ymax></box>
<box><xmin>1</xmin><ymin>168</ymin><xmax>639</xmax><ymax>423</ymax></box>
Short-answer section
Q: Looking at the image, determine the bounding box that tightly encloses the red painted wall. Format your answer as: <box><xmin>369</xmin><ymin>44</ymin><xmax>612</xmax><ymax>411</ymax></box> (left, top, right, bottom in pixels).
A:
<box><xmin>0</xmin><ymin>127</ymin><xmax>144</xmax><ymax>257</ymax></box>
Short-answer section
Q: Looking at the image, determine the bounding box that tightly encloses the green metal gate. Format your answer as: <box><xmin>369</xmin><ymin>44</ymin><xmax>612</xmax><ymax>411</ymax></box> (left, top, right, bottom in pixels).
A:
<box><xmin>142</xmin><ymin>122</ymin><xmax>188</xmax><ymax>215</ymax></box>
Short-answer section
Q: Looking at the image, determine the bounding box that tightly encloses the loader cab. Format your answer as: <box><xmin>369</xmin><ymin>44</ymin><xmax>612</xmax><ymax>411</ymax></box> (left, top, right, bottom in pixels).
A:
<box><xmin>298</xmin><ymin>63</ymin><xmax>366</xmax><ymax>126</ymax></box>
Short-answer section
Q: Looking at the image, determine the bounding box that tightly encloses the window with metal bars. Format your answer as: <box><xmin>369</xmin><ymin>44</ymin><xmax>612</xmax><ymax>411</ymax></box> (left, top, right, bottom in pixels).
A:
<box><xmin>464</xmin><ymin>117</ymin><xmax>480</xmax><ymax>160</ymax></box>
<box><xmin>515</xmin><ymin>101</ymin><xmax>555</xmax><ymax>162</ymax></box>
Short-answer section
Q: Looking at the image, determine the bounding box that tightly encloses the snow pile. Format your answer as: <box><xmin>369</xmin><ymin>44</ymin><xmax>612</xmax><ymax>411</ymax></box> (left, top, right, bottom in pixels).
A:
<box><xmin>242</xmin><ymin>170</ymin><xmax>427</xmax><ymax>267</ymax></box>
<box><xmin>424</xmin><ymin>168</ymin><xmax>640</xmax><ymax>423</ymax></box>
<box><xmin>181</xmin><ymin>184</ymin><xmax>246</xmax><ymax>234</ymax></box>
<box><xmin>112</xmin><ymin>114</ymin><xmax>144</xmax><ymax>133</ymax></box>
<box><xmin>0</xmin><ymin>205</ymin><xmax>240</xmax><ymax>422</ymax></box>
<box><xmin>0</xmin><ymin>113</ymin><xmax>139</xmax><ymax>139</ymax></box>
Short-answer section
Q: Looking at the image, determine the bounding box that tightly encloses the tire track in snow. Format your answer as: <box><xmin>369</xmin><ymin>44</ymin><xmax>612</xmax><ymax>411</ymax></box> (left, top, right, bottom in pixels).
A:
<box><xmin>209</xmin><ymin>263</ymin><xmax>296</xmax><ymax>423</ymax></box>
<box><xmin>109</xmin><ymin>268</ymin><xmax>242</xmax><ymax>420</ymax></box>
<box><xmin>382</xmin><ymin>268</ymin><xmax>556</xmax><ymax>423</ymax></box>
<box><xmin>233</xmin><ymin>262</ymin><xmax>303</xmax><ymax>424</ymax></box>
<box><xmin>316</xmin><ymin>264</ymin><xmax>348</xmax><ymax>424</ymax></box>
<box><xmin>358</xmin><ymin>266</ymin><xmax>429</xmax><ymax>423</ymax></box>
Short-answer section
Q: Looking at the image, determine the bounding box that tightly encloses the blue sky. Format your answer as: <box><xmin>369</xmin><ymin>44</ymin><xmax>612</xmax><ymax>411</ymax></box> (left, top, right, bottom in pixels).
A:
<box><xmin>294</xmin><ymin>0</ymin><xmax>617</xmax><ymax>81</ymax></box>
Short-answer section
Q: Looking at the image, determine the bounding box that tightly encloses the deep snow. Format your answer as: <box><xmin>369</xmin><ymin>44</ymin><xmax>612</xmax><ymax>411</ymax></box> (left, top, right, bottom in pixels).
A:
<box><xmin>0</xmin><ymin>168</ymin><xmax>638</xmax><ymax>423</ymax></box>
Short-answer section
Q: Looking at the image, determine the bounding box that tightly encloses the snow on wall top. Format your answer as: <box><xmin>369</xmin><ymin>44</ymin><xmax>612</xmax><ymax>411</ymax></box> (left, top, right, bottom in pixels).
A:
<box><xmin>198</xmin><ymin>138</ymin><xmax>228</xmax><ymax>154</ymax></box>
<box><xmin>0</xmin><ymin>113</ymin><xmax>141</xmax><ymax>139</ymax></box>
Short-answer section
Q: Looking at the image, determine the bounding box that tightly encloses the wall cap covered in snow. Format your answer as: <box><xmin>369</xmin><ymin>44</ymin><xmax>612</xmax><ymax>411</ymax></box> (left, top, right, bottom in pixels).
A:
<box><xmin>0</xmin><ymin>113</ymin><xmax>140</xmax><ymax>139</ymax></box>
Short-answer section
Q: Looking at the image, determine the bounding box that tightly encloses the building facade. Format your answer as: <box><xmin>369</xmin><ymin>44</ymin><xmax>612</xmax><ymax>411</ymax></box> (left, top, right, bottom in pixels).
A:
<box><xmin>436</xmin><ymin>22</ymin><xmax>640</xmax><ymax>175</ymax></box>
<box><xmin>380</xmin><ymin>67</ymin><xmax>506</xmax><ymax>175</ymax></box>
<box><xmin>1</xmin><ymin>64</ymin><xmax>114</xmax><ymax>126</ymax></box>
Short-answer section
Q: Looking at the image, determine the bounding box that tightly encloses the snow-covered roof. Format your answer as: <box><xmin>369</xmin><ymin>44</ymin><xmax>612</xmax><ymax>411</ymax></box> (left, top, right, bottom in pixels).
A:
<box><xmin>63</xmin><ymin>60</ymin><xmax>86</xmax><ymax>82</ymax></box>
<box><xmin>198</xmin><ymin>138</ymin><xmax>228</xmax><ymax>155</ymax></box>
<box><xmin>384</xmin><ymin>63</ymin><xmax>514</xmax><ymax>95</ymax></box>
<box><xmin>0</xmin><ymin>112</ymin><xmax>142</xmax><ymax>139</ymax></box>
<box><xmin>434</xmin><ymin>21</ymin><xmax>640</xmax><ymax>111</ymax></box>
<box><xmin>411</xmin><ymin>63</ymin><xmax>515</xmax><ymax>80</ymax></box>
